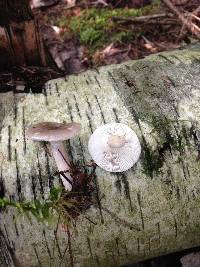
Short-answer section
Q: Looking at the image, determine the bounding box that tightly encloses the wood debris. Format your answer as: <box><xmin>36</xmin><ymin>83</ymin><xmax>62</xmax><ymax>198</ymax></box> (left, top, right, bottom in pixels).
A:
<box><xmin>161</xmin><ymin>0</ymin><xmax>200</xmax><ymax>39</ymax></box>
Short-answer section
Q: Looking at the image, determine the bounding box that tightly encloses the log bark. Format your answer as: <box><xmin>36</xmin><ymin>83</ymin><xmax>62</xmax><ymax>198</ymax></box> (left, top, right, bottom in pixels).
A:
<box><xmin>0</xmin><ymin>43</ymin><xmax>200</xmax><ymax>266</ymax></box>
<box><xmin>0</xmin><ymin>0</ymin><xmax>46</xmax><ymax>69</ymax></box>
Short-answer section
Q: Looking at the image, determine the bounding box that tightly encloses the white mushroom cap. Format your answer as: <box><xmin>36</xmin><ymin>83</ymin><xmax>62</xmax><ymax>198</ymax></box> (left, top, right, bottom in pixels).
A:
<box><xmin>26</xmin><ymin>122</ymin><xmax>81</xmax><ymax>142</ymax></box>
<box><xmin>88</xmin><ymin>123</ymin><xmax>141</xmax><ymax>172</ymax></box>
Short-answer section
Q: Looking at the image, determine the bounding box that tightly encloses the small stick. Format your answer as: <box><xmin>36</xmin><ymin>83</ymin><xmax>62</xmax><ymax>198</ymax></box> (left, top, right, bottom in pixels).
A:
<box><xmin>112</xmin><ymin>13</ymin><xmax>168</xmax><ymax>23</ymax></box>
<box><xmin>190</xmin><ymin>14</ymin><xmax>200</xmax><ymax>22</ymax></box>
<box><xmin>161</xmin><ymin>0</ymin><xmax>200</xmax><ymax>39</ymax></box>
<box><xmin>193</xmin><ymin>6</ymin><xmax>200</xmax><ymax>16</ymax></box>
<box><xmin>90</xmin><ymin>0</ymin><xmax>108</xmax><ymax>6</ymax></box>
<box><xmin>113</xmin><ymin>18</ymin><xmax>178</xmax><ymax>26</ymax></box>
<box><xmin>178</xmin><ymin>6</ymin><xmax>200</xmax><ymax>41</ymax></box>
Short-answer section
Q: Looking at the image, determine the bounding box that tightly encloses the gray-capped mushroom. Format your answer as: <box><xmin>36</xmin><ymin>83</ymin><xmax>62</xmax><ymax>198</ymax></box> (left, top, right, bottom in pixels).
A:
<box><xmin>26</xmin><ymin>122</ymin><xmax>81</xmax><ymax>191</ymax></box>
<box><xmin>88</xmin><ymin>123</ymin><xmax>141</xmax><ymax>172</ymax></box>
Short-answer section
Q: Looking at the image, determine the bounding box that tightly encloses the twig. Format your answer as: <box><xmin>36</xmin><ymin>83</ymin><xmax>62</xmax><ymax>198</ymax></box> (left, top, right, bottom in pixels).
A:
<box><xmin>162</xmin><ymin>0</ymin><xmax>200</xmax><ymax>39</ymax></box>
<box><xmin>90</xmin><ymin>0</ymin><xmax>108</xmax><ymax>6</ymax></box>
<box><xmin>113</xmin><ymin>0</ymin><xmax>123</xmax><ymax>8</ymax></box>
<box><xmin>58</xmin><ymin>243</ymin><xmax>68</xmax><ymax>267</ymax></box>
<box><xmin>112</xmin><ymin>13</ymin><xmax>168</xmax><ymax>23</ymax></box>
<box><xmin>113</xmin><ymin>18</ymin><xmax>179</xmax><ymax>25</ymax></box>
<box><xmin>189</xmin><ymin>5</ymin><xmax>200</xmax><ymax>22</ymax></box>
<box><xmin>101</xmin><ymin>206</ymin><xmax>140</xmax><ymax>231</ymax></box>
<box><xmin>191</xmin><ymin>14</ymin><xmax>200</xmax><ymax>22</ymax></box>
<box><xmin>178</xmin><ymin>5</ymin><xmax>200</xmax><ymax>41</ymax></box>
<box><xmin>51</xmin><ymin>214</ymin><xmax>61</xmax><ymax>267</ymax></box>
<box><xmin>193</xmin><ymin>6</ymin><xmax>200</xmax><ymax>16</ymax></box>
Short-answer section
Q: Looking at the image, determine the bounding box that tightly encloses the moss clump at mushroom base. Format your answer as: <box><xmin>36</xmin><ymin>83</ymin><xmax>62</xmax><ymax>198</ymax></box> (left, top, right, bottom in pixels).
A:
<box><xmin>0</xmin><ymin>161</ymin><xmax>96</xmax><ymax>225</ymax></box>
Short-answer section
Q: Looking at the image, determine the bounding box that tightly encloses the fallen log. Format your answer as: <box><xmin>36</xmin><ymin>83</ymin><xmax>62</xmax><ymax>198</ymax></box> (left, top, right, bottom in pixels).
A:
<box><xmin>0</xmin><ymin>43</ymin><xmax>200</xmax><ymax>266</ymax></box>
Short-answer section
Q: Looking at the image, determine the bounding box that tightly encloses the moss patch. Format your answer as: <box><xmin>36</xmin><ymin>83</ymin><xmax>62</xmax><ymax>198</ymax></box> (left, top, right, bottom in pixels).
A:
<box><xmin>56</xmin><ymin>1</ymin><xmax>160</xmax><ymax>51</ymax></box>
<box><xmin>141</xmin><ymin>115</ymin><xmax>193</xmax><ymax>178</ymax></box>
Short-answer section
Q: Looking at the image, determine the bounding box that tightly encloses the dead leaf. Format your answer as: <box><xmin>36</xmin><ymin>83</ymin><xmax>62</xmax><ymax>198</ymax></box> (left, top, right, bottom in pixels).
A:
<box><xmin>51</xmin><ymin>25</ymin><xmax>62</xmax><ymax>35</ymax></box>
<box><xmin>62</xmin><ymin>0</ymin><xmax>76</xmax><ymax>9</ymax></box>
<box><xmin>30</xmin><ymin>0</ymin><xmax>60</xmax><ymax>8</ymax></box>
<box><xmin>101</xmin><ymin>43</ymin><xmax>129</xmax><ymax>57</ymax></box>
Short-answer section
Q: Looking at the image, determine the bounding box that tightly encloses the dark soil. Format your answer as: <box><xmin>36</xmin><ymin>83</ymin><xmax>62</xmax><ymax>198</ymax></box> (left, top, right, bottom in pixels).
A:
<box><xmin>0</xmin><ymin>66</ymin><xmax>62</xmax><ymax>94</ymax></box>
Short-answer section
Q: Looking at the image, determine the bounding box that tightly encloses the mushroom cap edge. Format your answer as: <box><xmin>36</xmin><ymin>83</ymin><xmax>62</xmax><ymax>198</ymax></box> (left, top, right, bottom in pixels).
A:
<box><xmin>26</xmin><ymin>121</ymin><xmax>81</xmax><ymax>142</ymax></box>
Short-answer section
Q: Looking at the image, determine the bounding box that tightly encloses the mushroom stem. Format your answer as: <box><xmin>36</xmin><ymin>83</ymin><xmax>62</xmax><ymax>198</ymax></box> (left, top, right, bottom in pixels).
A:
<box><xmin>107</xmin><ymin>135</ymin><xmax>126</xmax><ymax>149</ymax></box>
<box><xmin>50</xmin><ymin>141</ymin><xmax>72</xmax><ymax>191</ymax></box>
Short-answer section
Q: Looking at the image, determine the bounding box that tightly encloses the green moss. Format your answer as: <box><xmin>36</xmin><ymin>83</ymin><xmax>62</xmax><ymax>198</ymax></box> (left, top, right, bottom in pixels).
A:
<box><xmin>141</xmin><ymin>114</ymin><xmax>194</xmax><ymax>178</ymax></box>
<box><xmin>142</xmin><ymin>144</ymin><xmax>164</xmax><ymax>178</ymax></box>
<box><xmin>140</xmin><ymin>116</ymin><xmax>188</xmax><ymax>177</ymax></box>
<box><xmin>56</xmin><ymin>1</ymin><xmax>160</xmax><ymax>51</ymax></box>
<box><xmin>69</xmin><ymin>7</ymin><xmax>149</xmax><ymax>49</ymax></box>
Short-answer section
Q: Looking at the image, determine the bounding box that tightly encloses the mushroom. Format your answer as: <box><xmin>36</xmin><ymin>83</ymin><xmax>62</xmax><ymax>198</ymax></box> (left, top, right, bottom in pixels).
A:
<box><xmin>88</xmin><ymin>123</ymin><xmax>141</xmax><ymax>172</ymax></box>
<box><xmin>26</xmin><ymin>122</ymin><xmax>81</xmax><ymax>191</ymax></box>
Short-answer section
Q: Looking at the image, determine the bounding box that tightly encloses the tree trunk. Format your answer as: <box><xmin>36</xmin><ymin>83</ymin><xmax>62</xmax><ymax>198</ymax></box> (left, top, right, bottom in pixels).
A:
<box><xmin>0</xmin><ymin>0</ymin><xmax>46</xmax><ymax>69</ymax></box>
<box><xmin>0</xmin><ymin>43</ymin><xmax>200</xmax><ymax>266</ymax></box>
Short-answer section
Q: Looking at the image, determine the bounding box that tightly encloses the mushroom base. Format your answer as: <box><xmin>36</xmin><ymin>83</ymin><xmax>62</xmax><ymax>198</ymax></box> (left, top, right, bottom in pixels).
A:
<box><xmin>50</xmin><ymin>141</ymin><xmax>73</xmax><ymax>191</ymax></box>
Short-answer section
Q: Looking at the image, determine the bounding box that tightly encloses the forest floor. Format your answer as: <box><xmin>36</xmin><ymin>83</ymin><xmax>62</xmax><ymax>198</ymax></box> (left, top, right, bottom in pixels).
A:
<box><xmin>0</xmin><ymin>0</ymin><xmax>199</xmax><ymax>92</ymax></box>
<box><xmin>34</xmin><ymin>0</ymin><xmax>200</xmax><ymax>74</ymax></box>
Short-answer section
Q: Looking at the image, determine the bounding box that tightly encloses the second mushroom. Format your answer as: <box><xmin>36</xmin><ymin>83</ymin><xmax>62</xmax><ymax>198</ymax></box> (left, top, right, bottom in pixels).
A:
<box><xmin>88</xmin><ymin>123</ymin><xmax>141</xmax><ymax>172</ymax></box>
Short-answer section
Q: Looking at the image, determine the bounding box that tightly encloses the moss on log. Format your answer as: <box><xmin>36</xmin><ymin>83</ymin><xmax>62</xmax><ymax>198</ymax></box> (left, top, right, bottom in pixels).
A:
<box><xmin>0</xmin><ymin>43</ymin><xmax>200</xmax><ymax>267</ymax></box>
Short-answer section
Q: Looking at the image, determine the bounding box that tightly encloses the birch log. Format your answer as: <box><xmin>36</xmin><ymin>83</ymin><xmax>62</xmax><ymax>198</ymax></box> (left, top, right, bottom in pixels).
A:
<box><xmin>1</xmin><ymin>43</ymin><xmax>200</xmax><ymax>267</ymax></box>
